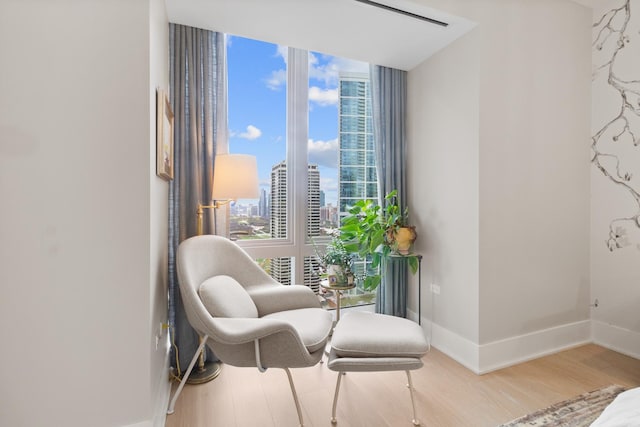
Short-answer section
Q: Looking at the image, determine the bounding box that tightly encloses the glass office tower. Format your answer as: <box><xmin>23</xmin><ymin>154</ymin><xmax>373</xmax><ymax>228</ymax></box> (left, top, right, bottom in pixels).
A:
<box><xmin>338</xmin><ymin>72</ymin><xmax>377</xmax><ymax>214</ymax></box>
<box><xmin>338</xmin><ymin>72</ymin><xmax>377</xmax><ymax>287</ymax></box>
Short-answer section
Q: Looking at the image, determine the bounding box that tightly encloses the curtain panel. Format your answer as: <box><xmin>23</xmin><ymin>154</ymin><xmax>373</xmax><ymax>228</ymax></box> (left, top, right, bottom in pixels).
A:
<box><xmin>370</xmin><ymin>64</ymin><xmax>409</xmax><ymax>317</ymax></box>
<box><xmin>168</xmin><ymin>24</ymin><xmax>224</xmax><ymax>373</ymax></box>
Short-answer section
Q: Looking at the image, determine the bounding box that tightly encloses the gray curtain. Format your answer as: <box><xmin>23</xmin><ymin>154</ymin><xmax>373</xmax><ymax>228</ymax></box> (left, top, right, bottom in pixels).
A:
<box><xmin>370</xmin><ymin>64</ymin><xmax>408</xmax><ymax>317</ymax></box>
<box><xmin>168</xmin><ymin>24</ymin><xmax>222</xmax><ymax>373</ymax></box>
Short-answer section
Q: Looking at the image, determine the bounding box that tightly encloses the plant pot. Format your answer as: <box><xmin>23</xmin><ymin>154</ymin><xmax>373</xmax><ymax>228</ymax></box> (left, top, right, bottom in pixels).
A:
<box><xmin>326</xmin><ymin>264</ymin><xmax>348</xmax><ymax>285</ymax></box>
<box><xmin>392</xmin><ymin>226</ymin><xmax>417</xmax><ymax>255</ymax></box>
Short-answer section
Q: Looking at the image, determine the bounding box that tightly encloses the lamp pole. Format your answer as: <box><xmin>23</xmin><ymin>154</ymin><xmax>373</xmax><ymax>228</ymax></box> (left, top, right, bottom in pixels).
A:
<box><xmin>186</xmin><ymin>203</ymin><xmax>226</xmax><ymax>385</ymax></box>
<box><xmin>185</xmin><ymin>153</ymin><xmax>258</xmax><ymax>384</ymax></box>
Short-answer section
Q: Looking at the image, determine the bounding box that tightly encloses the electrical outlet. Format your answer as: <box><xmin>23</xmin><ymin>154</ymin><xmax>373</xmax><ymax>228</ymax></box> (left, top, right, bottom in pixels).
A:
<box><xmin>430</xmin><ymin>283</ymin><xmax>441</xmax><ymax>295</ymax></box>
<box><xmin>154</xmin><ymin>322</ymin><xmax>168</xmax><ymax>351</ymax></box>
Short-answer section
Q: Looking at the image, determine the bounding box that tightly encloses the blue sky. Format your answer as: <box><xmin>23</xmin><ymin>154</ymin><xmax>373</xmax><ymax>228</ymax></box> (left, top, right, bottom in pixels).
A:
<box><xmin>226</xmin><ymin>35</ymin><xmax>368</xmax><ymax>206</ymax></box>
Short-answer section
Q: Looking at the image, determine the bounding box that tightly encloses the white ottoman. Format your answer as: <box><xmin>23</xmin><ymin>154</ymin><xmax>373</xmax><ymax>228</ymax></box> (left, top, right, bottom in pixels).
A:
<box><xmin>328</xmin><ymin>311</ymin><xmax>430</xmax><ymax>425</ymax></box>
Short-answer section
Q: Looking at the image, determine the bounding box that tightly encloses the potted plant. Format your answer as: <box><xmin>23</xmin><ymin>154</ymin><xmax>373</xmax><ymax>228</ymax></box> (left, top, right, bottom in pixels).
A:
<box><xmin>312</xmin><ymin>236</ymin><xmax>354</xmax><ymax>286</ymax></box>
<box><xmin>383</xmin><ymin>190</ymin><xmax>418</xmax><ymax>256</ymax></box>
<box><xmin>339</xmin><ymin>190</ymin><xmax>418</xmax><ymax>290</ymax></box>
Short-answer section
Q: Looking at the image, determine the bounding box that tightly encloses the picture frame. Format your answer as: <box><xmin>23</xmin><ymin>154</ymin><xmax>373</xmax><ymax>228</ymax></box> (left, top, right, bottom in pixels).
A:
<box><xmin>156</xmin><ymin>88</ymin><xmax>174</xmax><ymax>180</ymax></box>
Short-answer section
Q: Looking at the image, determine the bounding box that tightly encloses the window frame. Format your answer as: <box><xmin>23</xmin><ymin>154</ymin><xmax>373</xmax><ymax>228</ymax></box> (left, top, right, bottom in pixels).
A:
<box><xmin>230</xmin><ymin>47</ymin><xmax>317</xmax><ymax>286</ymax></box>
<box><xmin>225</xmin><ymin>41</ymin><xmax>373</xmax><ymax>292</ymax></box>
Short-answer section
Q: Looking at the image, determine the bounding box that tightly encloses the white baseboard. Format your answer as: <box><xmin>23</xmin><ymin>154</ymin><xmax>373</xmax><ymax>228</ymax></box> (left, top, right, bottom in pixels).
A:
<box><xmin>478</xmin><ymin>320</ymin><xmax>592</xmax><ymax>374</ymax></box>
<box><xmin>409</xmin><ymin>309</ymin><xmax>593</xmax><ymax>374</ymax></box>
<box><xmin>432</xmin><ymin>320</ymin><xmax>481</xmax><ymax>373</ymax></box>
<box><xmin>152</xmin><ymin>345</ymin><xmax>172</xmax><ymax>427</ymax></box>
<box><xmin>592</xmin><ymin>320</ymin><xmax>640</xmax><ymax>360</ymax></box>
<box><xmin>123</xmin><ymin>347</ymin><xmax>172</xmax><ymax>427</ymax></box>
<box><xmin>408</xmin><ymin>308</ymin><xmax>480</xmax><ymax>373</ymax></box>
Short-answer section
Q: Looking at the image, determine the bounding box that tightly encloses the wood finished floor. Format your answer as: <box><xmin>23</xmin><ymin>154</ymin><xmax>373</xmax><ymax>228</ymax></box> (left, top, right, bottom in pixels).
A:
<box><xmin>164</xmin><ymin>344</ymin><xmax>640</xmax><ymax>427</ymax></box>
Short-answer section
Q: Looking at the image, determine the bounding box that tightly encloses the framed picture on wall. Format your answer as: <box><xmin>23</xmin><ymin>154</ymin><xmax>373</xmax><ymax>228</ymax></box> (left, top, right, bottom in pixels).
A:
<box><xmin>156</xmin><ymin>88</ymin><xmax>174</xmax><ymax>181</ymax></box>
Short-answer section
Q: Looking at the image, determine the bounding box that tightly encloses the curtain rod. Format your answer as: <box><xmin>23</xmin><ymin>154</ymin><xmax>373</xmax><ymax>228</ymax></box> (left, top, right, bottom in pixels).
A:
<box><xmin>353</xmin><ymin>0</ymin><xmax>449</xmax><ymax>27</ymax></box>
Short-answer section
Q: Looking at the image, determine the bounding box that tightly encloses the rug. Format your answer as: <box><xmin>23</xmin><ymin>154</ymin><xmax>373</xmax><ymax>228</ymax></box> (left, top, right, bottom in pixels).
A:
<box><xmin>499</xmin><ymin>385</ymin><xmax>626</xmax><ymax>427</ymax></box>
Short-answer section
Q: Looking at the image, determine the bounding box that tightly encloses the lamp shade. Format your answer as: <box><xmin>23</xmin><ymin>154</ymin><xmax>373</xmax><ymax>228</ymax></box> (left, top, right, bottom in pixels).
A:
<box><xmin>211</xmin><ymin>154</ymin><xmax>259</xmax><ymax>201</ymax></box>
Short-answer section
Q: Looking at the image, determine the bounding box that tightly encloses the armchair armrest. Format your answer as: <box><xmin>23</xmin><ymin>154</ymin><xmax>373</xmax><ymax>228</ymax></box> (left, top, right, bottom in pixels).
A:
<box><xmin>204</xmin><ymin>317</ymin><xmax>303</xmax><ymax>346</ymax></box>
<box><xmin>248</xmin><ymin>284</ymin><xmax>321</xmax><ymax>316</ymax></box>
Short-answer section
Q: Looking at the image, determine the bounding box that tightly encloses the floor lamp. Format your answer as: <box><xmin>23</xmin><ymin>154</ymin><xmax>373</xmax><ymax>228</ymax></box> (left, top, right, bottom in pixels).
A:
<box><xmin>188</xmin><ymin>153</ymin><xmax>259</xmax><ymax>384</ymax></box>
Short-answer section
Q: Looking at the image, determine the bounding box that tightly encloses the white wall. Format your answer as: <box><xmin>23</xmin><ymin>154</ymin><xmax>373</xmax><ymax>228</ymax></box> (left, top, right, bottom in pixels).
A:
<box><xmin>149</xmin><ymin>0</ymin><xmax>171</xmax><ymax>425</ymax></box>
<box><xmin>408</xmin><ymin>0</ymin><xmax>592</xmax><ymax>372</ymax></box>
<box><xmin>590</xmin><ymin>0</ymin><xmax>640</xmax><ymax>358</ymax></box>
<box><xmin>407</xmin><ymin>31</ymin><xmax>481</xmax><ymax>368</ymax></box>
<box><xmin>0</xmin><ymin>0</ymin><xmax>170</xmax><ymax>425</ymax></box>
<box><xmin>476</xmin><ymin>0</ymin><xmax>592</xmax><ymax>345</ymax></box>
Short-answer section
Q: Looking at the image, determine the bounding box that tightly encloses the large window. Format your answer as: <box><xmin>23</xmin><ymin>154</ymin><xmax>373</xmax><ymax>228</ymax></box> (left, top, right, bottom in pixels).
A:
<box><xmin>226</xmin><ymin>36</ymin><xmax>287</xmax><ymax>241</ymax></box>
<box><xmin>226</xmin><ymin>34</ymin><xmax>376</xmax><ymax>306</ymax></box>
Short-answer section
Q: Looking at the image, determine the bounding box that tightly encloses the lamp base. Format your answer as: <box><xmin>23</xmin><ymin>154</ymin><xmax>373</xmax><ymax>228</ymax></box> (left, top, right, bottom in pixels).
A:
<box><xmin>186</xmin><ymin>361</ymin><xmax>222</xmax><ymax>384</ymax></box>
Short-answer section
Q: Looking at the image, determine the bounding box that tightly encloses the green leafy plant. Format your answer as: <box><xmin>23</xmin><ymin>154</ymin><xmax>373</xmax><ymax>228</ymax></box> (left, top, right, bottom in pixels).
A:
<box><xmin>311</xmin><ymin>236</ymin><xmax>353</xmax><ymax>284</ymax></box>
<box><xmin>316</xmin><ymin>236</ymin><xmax>352</xmax><ymax>268</ymax></box>
<box><xmin>339</xmin><ymin>190</ymin><xmax>418</xmax><ymax>290</ymax></box>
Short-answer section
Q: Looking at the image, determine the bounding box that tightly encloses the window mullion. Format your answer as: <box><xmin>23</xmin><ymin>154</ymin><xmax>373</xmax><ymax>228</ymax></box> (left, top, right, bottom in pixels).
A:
<box><xmin>287</xmin><ymin>47</ymin><xmax>309</xmax><ymax>285</ymax></box>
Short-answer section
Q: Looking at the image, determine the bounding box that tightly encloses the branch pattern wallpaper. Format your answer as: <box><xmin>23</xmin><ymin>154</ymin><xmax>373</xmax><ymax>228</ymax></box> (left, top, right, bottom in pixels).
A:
<box><xmin>592</xmin><ymin>0</ymin><xmax>640</xmax><ymax>251</ymax></box>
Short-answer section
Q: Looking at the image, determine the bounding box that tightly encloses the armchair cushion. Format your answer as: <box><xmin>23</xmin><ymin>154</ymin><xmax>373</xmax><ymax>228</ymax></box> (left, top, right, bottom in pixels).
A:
<box><xmin>263</xmin><ymin>308</ymin><xmax>333</xmax><ymax>353</ymax></box>
<box><xmin>199</xmin><ymin>275</ymin><xmax>258</xmax><ymax>318</ymax></box>
<box><xmin>248</xmin><ymin>284</ymin><xmax>321</xmax><ymax>316</ymax></box>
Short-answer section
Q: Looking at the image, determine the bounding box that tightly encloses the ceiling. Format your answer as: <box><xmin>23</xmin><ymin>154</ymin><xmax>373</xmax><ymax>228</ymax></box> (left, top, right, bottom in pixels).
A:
<box><xmin>165</xmin><ymin>0</ymin><xmax>476</xmax><ymax>71</ymax></box>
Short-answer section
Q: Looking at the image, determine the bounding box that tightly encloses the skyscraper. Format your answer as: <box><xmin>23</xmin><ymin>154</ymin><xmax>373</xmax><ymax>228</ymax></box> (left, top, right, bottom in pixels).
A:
<box><xmin>338</xmin><ymin>72</ymin><xmax>376</xmax><ymax>215</ymax></box>
<box><xmin>305</xmin><ymin>165</ymin><xmax>321</xmax><ymax>293</ymax></box>
<box><xmin>307</xmin><ymin>164</ymin><xmax>320</xmax><ymax>239</ymax></box>
<box><xmin>269</xmin><ymin>161</ymin><xmax>291</xmax><ymax>285</ymax></box>
<box><xmin>270</xmin><ymin>161</ymin><xmax>288</xmax><ymax>239</ymax></box>
<box><xmin>258</xmin><ymin>188</ymin><xmax>269</xmax><ymax>218</ymax></box>
<box><xmin>338</xmin><ymin>72</ymin><xmax>377</xmax><ymax>282</ymax></box>
<box><xmin>269</xmin><ymin>161</ymin><xmax>321</xmax><ymax>291</ymax></box>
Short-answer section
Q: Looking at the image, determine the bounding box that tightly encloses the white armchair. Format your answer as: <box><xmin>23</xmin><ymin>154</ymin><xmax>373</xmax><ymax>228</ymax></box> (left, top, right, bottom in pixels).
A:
<box><xmin>167</xmin><ymin>235</ymin><xmax>333</xmax><ymax>426</ymax></box>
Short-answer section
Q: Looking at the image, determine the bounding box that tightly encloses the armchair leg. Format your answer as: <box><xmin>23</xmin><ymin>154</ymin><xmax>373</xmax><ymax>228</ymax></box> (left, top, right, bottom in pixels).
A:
<box><xmin>167</xmin><ymin>335</ymin><xmax>209</xmax><ymax>415</ymax></box>
<box><xmin>284</xmin><ymin>368</ymin><xmax>305</xmax><ymax>427</ymax></box>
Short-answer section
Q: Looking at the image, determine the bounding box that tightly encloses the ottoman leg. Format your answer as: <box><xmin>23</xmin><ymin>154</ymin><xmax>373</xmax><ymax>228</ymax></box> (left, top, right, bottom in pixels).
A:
<box><xmin>330</xmin><ymin>371</ymin><xmax>343</xmax><ymax>424</ymax></box>
<box><xmin>406</xmin><ymin>370</ymin><xmax>420</xmax><ymax>426</ymax></box>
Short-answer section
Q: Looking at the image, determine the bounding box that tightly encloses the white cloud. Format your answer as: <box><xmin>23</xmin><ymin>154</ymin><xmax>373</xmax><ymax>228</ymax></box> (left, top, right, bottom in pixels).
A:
<box><xmin>308</xmin><ymin>53</ymin><xmax>369</xmax><ymax>87</ymax></box>
<box><xmin>276</xmin><ymin>45</ymin><xmax>288</xmax><ymax>63</ymax></box>
<box><xmin>309</xmin><ymin>53</ymin><xmax>338</xmax><ymax>87</ymax></box>
<box><xmin>331</xmin><ymin>56</ymin><xmax>369</xmax><ymax>74</ymax></box>
<box><xmin>308</xmin><ymin>138</ymin><xmax>338</xmax><ymax>168</ymax></box>
<box><xmin>309</xmin><ymin>86</ymin><xmax>338</xmax><ymax>107</ymax></box>
<box><xmin>264</xmin><ymin>45</ymin><xmax>288</xmax><ymax>91</ymax></box>
<box><xmin>237</xmin><ymin>125</ymin><xmax>262</xmax><ymax>140</ymax></box>
<box><xmin>265</xmin><ymin>68</ymin><xmax>286</xmax><ymax>91</ymax></box>
<box><xmin>266</xmin><ymin>49</ymin><xmax>368</xmax><ymax>93</ymax></box>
